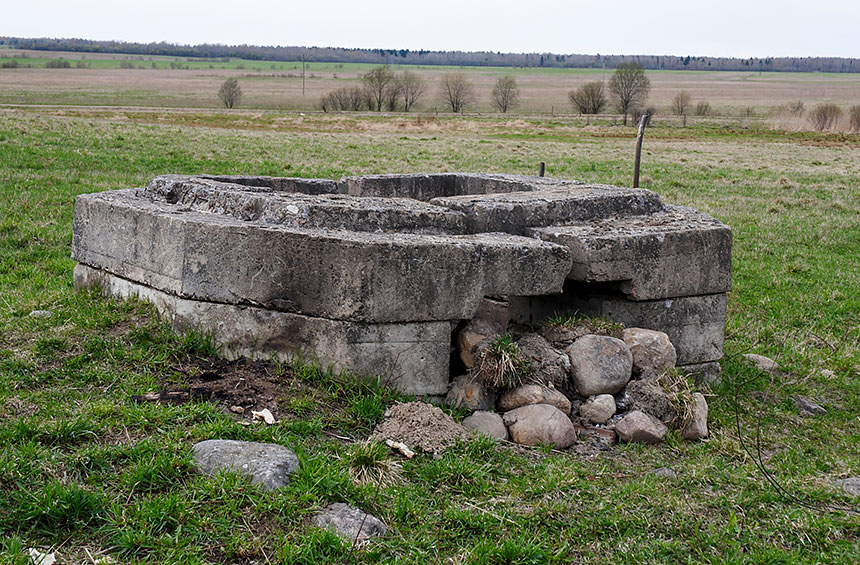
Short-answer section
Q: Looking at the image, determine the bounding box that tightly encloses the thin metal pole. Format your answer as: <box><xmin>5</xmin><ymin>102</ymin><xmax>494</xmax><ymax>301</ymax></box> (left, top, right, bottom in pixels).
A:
<box><xmin>633</xmin><ymin>115</ymin><xmax>649</xmax><ymax>188</ymax></box>
<box><xmin>301</xmin><ymin>54</ymin><xmax>305</xmax><ymax>97</ymax></box>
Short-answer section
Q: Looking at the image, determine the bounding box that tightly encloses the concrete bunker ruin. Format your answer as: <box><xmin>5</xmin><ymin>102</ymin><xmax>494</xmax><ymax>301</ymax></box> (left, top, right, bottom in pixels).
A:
<box><xmin>72</xmin><ymin>173</ymin><xmax>731</xmax><ymax>394</ymax></box>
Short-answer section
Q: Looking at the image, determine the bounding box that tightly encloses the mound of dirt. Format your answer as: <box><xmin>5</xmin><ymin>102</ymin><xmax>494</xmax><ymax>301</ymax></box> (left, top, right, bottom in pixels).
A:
<box><xmin>370</xmin><ymin>401</ymin><xmax>470</xmax><ymax>454</ymax></box>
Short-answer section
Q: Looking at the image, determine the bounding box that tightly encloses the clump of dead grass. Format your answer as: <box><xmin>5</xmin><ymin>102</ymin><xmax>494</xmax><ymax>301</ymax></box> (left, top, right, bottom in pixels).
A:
<box><xmin>472</xmin><ymin>334</ymin><xmax>531</xmax><ymax>389</ymax></box>
<box><xmin>655</xmin><ymin>369</ymin><xmax>698</xmax><ymax>429</ymax></box>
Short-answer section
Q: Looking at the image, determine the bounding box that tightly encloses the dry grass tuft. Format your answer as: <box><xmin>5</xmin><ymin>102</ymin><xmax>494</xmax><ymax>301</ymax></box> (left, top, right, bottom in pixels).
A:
<box><xmin>655</xmin><ymin>369</ymin><xmax>697</xmax><ymax>429</ymax></box>
<box><xmin>472</xmin><ymin>335</ymin><xmax>531</xmax><ymax>389</ymax></box>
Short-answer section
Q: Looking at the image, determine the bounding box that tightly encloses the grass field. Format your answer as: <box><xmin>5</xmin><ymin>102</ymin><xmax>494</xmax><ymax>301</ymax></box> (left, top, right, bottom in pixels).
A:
<box><xmin>1</xmin><ymin>59</ymin><xmax>860</xmax><ymax>563</ymax></box>
<box><xmin>2</xmin><ymin>48</ymin><xmax>860</xmax><ymax>119</ymax></box>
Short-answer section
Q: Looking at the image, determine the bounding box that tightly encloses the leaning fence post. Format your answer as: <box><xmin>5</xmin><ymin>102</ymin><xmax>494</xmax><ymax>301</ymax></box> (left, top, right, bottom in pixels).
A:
<box><xmin>633</xmin><ymin>114</ymin><xmax>650</xmax><ymax>188</ymax></box>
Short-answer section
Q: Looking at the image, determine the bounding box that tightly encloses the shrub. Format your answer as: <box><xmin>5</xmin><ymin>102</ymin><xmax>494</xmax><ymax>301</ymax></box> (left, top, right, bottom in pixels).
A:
<box><xmin>848</xmin><ymin>105</ymin><xmax>860</xmax><ymax>133</ymax></box>
<box><xmin>808</xmin><ymin>103</ymin><xmax>842</xmax><ymax>131</ymax></box>
<box><xmin>787</xmin><ymin>100</ymin><xmax>805</xmax><ymax>115</ymax></box>
<box><xmin>319</xmin><ymin>86</ymin><xmax>371</xmax><ymax>112</ymax></box>
<box><xmin>1</xmin><ymin>60</ymin><xmax>19</xmax><ymax>69</ymax></box>
<box><xmin>217</xmin><ymin>77</ymin><xmax>242</xmax><ymax>109</ymax></box>
<box><xmin>45</xmin><ymin>59</ymin><xmax>71</xmax><ymax>69</ymax></box>
<box><xmin>631</xmin><ymin>105</ymin><xmax>658</xmax><ymax>125</ymax></box>
<box><xmin>569</xmin><ymin>81</ymin><xmax>606</xmax><ymax>114</ymax></box>
<box><xmin>671</xmin><ymin>90</ymin><xmax>692</xmax><ymax>126</ymax></box>
<box><xmin>694</xmin><ymin>100</ymin><xmax>711</xmax><ymax>116</ymax></box>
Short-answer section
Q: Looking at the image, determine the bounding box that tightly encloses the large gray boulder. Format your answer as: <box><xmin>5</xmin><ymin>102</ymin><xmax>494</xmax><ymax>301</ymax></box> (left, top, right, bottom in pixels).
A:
<box><xmin>497</xmin><ymin>384</ymin><xmax>571</xmax><ymax>415</ymax></box>
<box><xmin>621</xmin><ymin>328</ymin><xmax>677</xmax><ymax>374</ymax></box>
<box><xmin>502</xmin><ymin>404</ymin><xmax>577</xmax><ymax>448</ymax></box>
<box><xmin>615</xmin><ymin>411</ymin><xmax>668</xmax><ymax>444</ymax></box>
<box><xmin>191</xmin><ymin>439</ymin><xmax>299</xmax><ymax>490</ymax></box>
<box><xmin>312</xmin><ymin>503</ymin><xmax>387</xmax><ymax>541</ymax></box>
<box><xmin>566</xmin><ymin>335</ymin><xmax>633</xmax><ymax>395</ymax></box>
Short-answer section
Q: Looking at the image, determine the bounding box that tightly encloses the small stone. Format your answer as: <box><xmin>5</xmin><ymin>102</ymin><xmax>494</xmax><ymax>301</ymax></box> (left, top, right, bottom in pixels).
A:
<box><xmin>192</xmin><ymin>439</ymin><xmax>299</xmax><ymax>490</ymax></box>
<box><xmin>446</xmin><ymin>374</ymin><xmax>497</xmax><ymax>411</ymax></box>
<box><xmin>497</xmin><ymin>383</ymin><xmax>571</xmax><ymax>415</ymax></box>
<box><xmin>462</xmin><ymin>411</ymin><xmax>508</xmax><ymax>441</ymax></box>
<box><xmin>457</xmin><ymin>330</ymin><xmax>487</xmax><ymax>368</ymax></box>
<box><xmin>503</xmin><ymin>404</ymin><xmax>577</xmax><ymax>448</ymax></box>
<box><xmin>652</xmin><ymin>467</ymin><xmax>676</xmax><ymax>478</ymax></box>
<box><xmin>579</xmin><ymin>394</ymin><xmax>616</xmax><ymax>424</ymax></box>
<box><xmin>311</xmin><ymin>502</ymin><xmax>387</xmax><ymax>541</ymax></box>
<box><xmin>622</xmin><ymin>328</ymin><xmax>677</xmax><ymax>374</ymax></box>
<box><xmin>743</xmin><ymin>353</ymin><xmax>779</xmax><ymax>373</ymax></box>
<box><xmin>835</xmin><ymin>477</ymin><xmax>860</xmax><ymax>497</ymax></box>
<box><xmin>681</xmin><ymin>392</ymin><xmax>709</xmax><ymax>440</ymax></box>
<box><xmin>615</xmin><ymin>411</ymin><xmax>668</xmax><ymax>444</ymax></box>
<box><xmin>566</xmin><ymin>335</ymin><xmax>633</xmax><ymax>395</ymax></box>
<box><xmin>229</xmin><ymin>405</ymin><xmax>245</xmax><ymax>414</ymax></box>
<box><xmin>29</xmin><ymin>310</ymin><xmax>53</xmax><ymax>318</ymax></box>
<box><xmin>457</xmin><ymin>298</ymin><xmax>509</xmax><ymax>368</ymax></box>
<box><xmin>793</xmin><ymin>396</ymin><xmax>826</xmax><ymax>417</ymax></box>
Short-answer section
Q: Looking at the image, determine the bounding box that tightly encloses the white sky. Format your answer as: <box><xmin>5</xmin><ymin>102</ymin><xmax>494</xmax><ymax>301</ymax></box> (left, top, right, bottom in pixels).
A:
<box><xmin>4</xmin><ymin>0</ymin><xmax>859</xmax><ymax>59</ymax></box>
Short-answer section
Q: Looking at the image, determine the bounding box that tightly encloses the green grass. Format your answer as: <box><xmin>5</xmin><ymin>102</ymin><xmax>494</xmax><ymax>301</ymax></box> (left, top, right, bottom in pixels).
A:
<box><xmin>0</xmin><ymin>107</ymin><xmax>858</xmax><ymax>563</ymax></box>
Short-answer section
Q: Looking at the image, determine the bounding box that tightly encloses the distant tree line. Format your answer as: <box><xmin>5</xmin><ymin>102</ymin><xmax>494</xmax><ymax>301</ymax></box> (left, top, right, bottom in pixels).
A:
<box><xmin>3</xmin><ymin>36</ymin><xmax>860</xmax><ymax>73</ymax></box>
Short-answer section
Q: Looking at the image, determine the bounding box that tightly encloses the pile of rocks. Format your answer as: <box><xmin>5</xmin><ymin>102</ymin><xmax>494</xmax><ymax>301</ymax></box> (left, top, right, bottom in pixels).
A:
<box><xmin>449</xmin><ymin>309</ymin><xmax>709</xmax><ymax>448</ymax></box>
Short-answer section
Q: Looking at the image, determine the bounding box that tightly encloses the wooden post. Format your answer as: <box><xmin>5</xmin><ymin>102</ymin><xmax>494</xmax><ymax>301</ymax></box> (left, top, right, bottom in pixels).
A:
<box><xmin>301</xmin><ymin>54</ymin><xmax>305</xmax><ymax>97</ymax></box>
<box><xmin>633</xmin><ymin>114</ymin><xmax>649</xmax><ymax>188</ymax></box>
<box><xmin>539</xmin><ymin>162</ymin><xmax>545</xmax><ymax>177</ymax></box>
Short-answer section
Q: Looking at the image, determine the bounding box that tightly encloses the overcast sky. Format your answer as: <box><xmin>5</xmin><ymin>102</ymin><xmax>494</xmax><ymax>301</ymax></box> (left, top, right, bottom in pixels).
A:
<box><xmin>4</xmin><ymin>0</ymin><xmax>859</xmax><ymax>59</ymax></box>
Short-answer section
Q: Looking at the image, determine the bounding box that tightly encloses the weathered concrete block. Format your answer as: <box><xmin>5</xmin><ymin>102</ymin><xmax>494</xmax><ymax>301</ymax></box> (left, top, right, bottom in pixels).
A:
<box><xmin>531</xmin><ymin>206</ymin><xmax>731</xmax><ymax>300</ymax></box>
<box><xmin>510</xmin><ymin>291</ymin><xmax>727</xmax><ymax>365</ymax></box>
<box><xmin>73</xmin><ymin>173</ymin><xmax>731</xmax><ymax>397</ymax></box>
<box><xmin>431</xmin><ymin>185</ymin><xmax>664</xmax><ymax>235</ymax></box>
<box><xmin>147</xmin><ymin>175</ymin><xmax>468</xmax><ymax>234</ymax></box>
<box><xmin>74</xmin><ymin>264</ymin><xmax>451</xmax><ymax>395</ymax></box>
<box><xmin>73</xmin><ymin>187</ymin><xmax>571</xmax><ymax>323</ymax></box>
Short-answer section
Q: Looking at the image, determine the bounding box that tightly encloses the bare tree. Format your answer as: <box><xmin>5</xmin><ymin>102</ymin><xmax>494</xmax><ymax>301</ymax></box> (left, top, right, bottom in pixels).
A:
<box><xmin>439</xmin><ymin>72</ymin><xmax>474</xmax><ymax>113</ymax></box>
<box><xmin>671</xmin><ymin>90</ymin><xmax>692</xmax><ymax>126</ymax></box>
<box><xmin>217</xmin><ymin>77</ymin><xmax>242</xmax><ymax>109</ymax></box>
<box><xmin>400</xmin><ymin>70</ymin><xmax>425</xmax><ymax>111</ymax></box>
<box><xmin>568</xmin><ymin>81</ymin><xmax>606</xmax><ymax>114</ymax></box>
<box><xmin>362</xmin><ymin>64</ymin><xmax>396</xmax><ymax>111</ymax></box>
<box><xmin>608</xmin><ymin>62</ymin><xmax>651</xmax><ymax>125</ymax></box>
<box><xmin>384</xmin><ymin>80</ymin><xmax>402</xmax><ymax>111</ymax></box>
<box><xmin>491</xmin><ymin>75</ymin><xmax>520</xmax><ymax>113</ymax></box>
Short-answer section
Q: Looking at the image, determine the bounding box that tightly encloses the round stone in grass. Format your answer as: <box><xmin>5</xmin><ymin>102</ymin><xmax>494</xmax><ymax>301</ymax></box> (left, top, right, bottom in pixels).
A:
<box><xmin>191</xmin><ymin>439</ymin><xmax>299</xmax><ymax>491</ymax></box>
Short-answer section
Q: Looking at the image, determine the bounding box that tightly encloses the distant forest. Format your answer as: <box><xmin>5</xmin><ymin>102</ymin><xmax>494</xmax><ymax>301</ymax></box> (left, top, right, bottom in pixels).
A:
<box><xmin>3</xmin><ymin>36</ymin><xmax>859</xmax><ymax>73</ymax></box>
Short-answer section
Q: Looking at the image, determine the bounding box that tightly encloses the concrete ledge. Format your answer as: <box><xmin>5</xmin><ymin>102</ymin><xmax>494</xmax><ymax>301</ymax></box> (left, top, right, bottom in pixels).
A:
<box><xmin>430</xmin><ymin>185</ymin><xmax>665</xmax><ymax>235</ymax></box>
<box><xmin>74</xmin><ymin>264</ymin><xmax>451</xmax><ymax>395</ymax></box>
<box><xmin>531</xmin><ymin>205</ymin><xmax>732</xmax><ymax>300</ymax></box>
